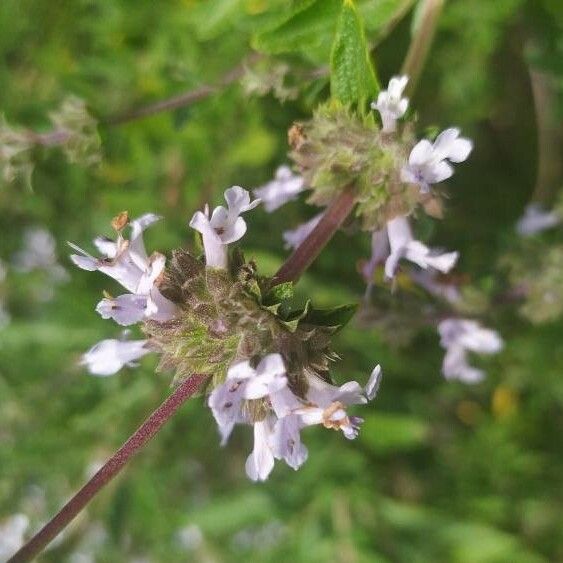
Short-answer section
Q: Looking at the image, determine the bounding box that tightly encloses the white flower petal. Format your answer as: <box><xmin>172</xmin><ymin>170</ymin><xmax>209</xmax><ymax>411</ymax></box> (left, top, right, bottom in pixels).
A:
<box><xmin>81</xmin><ymin>339</ymin><xmax>150</xmax><ymax>376</ymax></box>
<box><xmin>429</xmin><ymin>160</ymin><xmax>454</xmax><ymax>183</ymax></box>
<box><xmin>409</xmin><ymin>140</ymin><xmax>434</xmax><ymax>165</ymax></box>
<box><xmin>423</xmin><ymin>250</ymin><xmax>459</xmax><ymax>273</ymax></box>
<box><xmin>283</xmin><ymin>214</ymin><xmax>323</xmax><ymax>250</ymax></box>
<box><xmin>95</xmin><ymin>294</ymin><xmax>148</xmax><ymax>326</ymax></box>
<box><xmin>365</xmin><ymin>365</ymin><xmax>382</xmax><ymax>401</ymax></box>
<box><xmin>208</xmin><ymin>379</ymin><xmax>247</xmax><ymax>445</ymax></box>
<box><xmin>272</xmin><ymin>415</ymin><xmax>308</xmax><ymax>470</ymax></box>
<box><xmin>189</xmin><ymin>210</ymin><xmax>228</xmax><ymax>269</ymax></box>
<box><xmin>516</xmin><ymin>204</ymin><xmax>561</xmax><ymax>236</ymax></box>
<box><xmin>245</xmin><ymin>419</ymin><xmax>275</xmax><ymax>481</ymax></box>
<box><xmin>254</xmin><ymin>166</ymin><xmax>305</xmax><ymax>213</ymax></box>
<box><xmin>0</xmin><ymin>513</ymin><xmax>29</xmax><ymax>561</ymax></box>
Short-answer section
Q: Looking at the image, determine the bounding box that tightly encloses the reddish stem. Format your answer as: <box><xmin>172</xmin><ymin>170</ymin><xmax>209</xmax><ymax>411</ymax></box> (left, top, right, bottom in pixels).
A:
<box><xmin>274</xmin><ymin>185</ymin><xmax>357</xmax><ymax>284</ymax></box>
<box><xmin>8</xmin><ymin>374</ymin><xmax>207</xmax><ymax>563</ymax></box>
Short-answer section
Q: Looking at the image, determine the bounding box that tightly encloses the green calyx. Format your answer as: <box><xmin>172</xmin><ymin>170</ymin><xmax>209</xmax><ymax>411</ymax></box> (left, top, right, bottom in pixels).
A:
<box><xmin>289</xmin><ymin>102</ymin><xmax>442</xmax><ymax>230</ymax></box>
<box><xmin>144</xmin><ymin>248</ymin><xmax>357</xmax><ymax>396</ymax></box>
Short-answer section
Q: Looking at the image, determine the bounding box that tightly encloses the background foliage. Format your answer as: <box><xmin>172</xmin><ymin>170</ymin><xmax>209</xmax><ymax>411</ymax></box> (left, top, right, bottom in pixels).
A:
<box><xmin>1</xmin><ymin>0</ymin><xmax>563</xmax><ymax>561</ymax></box>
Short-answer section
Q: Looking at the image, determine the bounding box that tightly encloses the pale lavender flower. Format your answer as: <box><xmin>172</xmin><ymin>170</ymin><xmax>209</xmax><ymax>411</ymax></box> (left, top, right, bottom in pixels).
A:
<box><xmin>283</xmin><ymin>213</ymin><xmax>323</xmax><ymax>250</ymax></box>
<box><xmin>363</xmin><ymin>216</ymin><xmax>458</xmax><ymax>281</ymax></box>
<box><xmin>69</xmin><ymin>213</ymin><xmax>162</xmax><ymax>292</ymax></box>
<box><xmin>254</xmin><ymin>166</ymin><xmax>305</xmax><ymax>212</ymax></box>
<box><xmin>13</xmin><ymin>227</ymin><xmax>69</xmax><ymax>283</ymax></box>
<box><xmin>190</xmin><ymin>186</ymin><xmax>260</xmax><ymax>268</ymax></box>
<box><xmin>0</xmin><ymin>513</ymin><xmax>29</xmax><ymax>561</ymax></box>
<box><xmin>296</xmin><ymin>365</ymin><xmax>382</xmax><ymax>439</ymax></box>
<box><xmin>371</xmin><ymin>75</ymin><xmax>409</xmax><ymax>133</ymax></box>
<box><xmin>245</xmin><ymin>417</ymin><xmax>276</xmax><ymax>482</ymax></box>
<box><xmin>401</xmin><ymin>128</ymin><xmax>473</xmax><ymax>193</ymax></box>
<box><xmin>70</xmin><ymin>215</ymin><xmax>176</xmax><ymax>324</ymax></box>
<box><xmin>208</xmin><ymin>354</ymin><xmax>287</xmax><ymax>446</ymax></box>
<box><xmin>81</xmin><ymin>338</ymin><xmax>151</xmax><ymax>377</ymax></box>
<box><xmin>409</xmin><ymin>269</ymin><xmax>461</xmax><ymax>304</ymax></box>
<box><xmin>516</xmin><ymin>203</ymin><xmax>560</xmax><ymax>236</ymax></box>
<box><xmin>210</xmin><ymin>354</ymin><xmax>382</xmax><ymax>481</ymax></box>
<box><xmin>438</xmin><ymin>318</ymin><xmax>503</xmax><ymax>383</ymax></box>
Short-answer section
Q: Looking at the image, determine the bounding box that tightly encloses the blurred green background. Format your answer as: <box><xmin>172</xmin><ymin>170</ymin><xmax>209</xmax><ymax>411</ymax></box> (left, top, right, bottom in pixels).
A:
<box><xmin>1</xmin><ymin>0</ymin><xmax>563</xmax><ymax>561</ymax></box>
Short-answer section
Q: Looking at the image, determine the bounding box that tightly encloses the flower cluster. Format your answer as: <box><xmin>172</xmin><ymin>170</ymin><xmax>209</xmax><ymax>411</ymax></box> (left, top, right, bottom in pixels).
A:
<box><xmin>209</xmin><ymin>354</ymin><xmax>381</xmax><ymax>480</ymax></box>
<box><xmin>70</xmin><ymin>186</ymin><xmax>383</xmax><ymax>479</ymax></box>
<box><xmin>252</xmin><ymin>75</ymin><xmax>501</xmax><ymax>384</ymax></box>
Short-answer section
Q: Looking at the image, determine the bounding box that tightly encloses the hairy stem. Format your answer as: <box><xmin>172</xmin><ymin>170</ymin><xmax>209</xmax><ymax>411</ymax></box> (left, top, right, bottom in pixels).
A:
<box><xmin>274</xmin><ymin>185</ymin><xmax>357</xmax><ymax>284</ymax></box>
<box><xmin>401</xmin><ymin>0</ymin><xmax>444</xmax><ymax>97</ymax></box>
<box><xmin>8</xmin><ymin>374</ymin><xmax>207</xmax><ymax>563</ymax></box>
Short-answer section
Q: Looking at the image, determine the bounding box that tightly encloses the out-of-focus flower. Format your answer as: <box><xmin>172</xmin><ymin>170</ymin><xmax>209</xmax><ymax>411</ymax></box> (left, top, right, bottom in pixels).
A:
<box><xmin>0</xmin><ymin>513</ymin><xmax>29</xmax><ymax>561</ymax></box>
<box><xmin>13</xmin><ymin>228</ymin><xmax>69</xmax><ymax>292</ymax></box>
<box><xmin>283</xmin><ymin>213</ymin><xmax>323</xmax><ymax>250</ymax></box>
<box><xmin>176</xmin><ymin>524</ymin><xmax>204</xmax><ymax>552</ymax></box>
<box><xmin>401</xmin><ymin>128</ymin><xmax>473</xmax><ymax>193</ymax></box>
<box><xmin>438</xmin><ymin>319</ymin><xmax>503</xmax><ymax>383</ymax></box>
<box><xmin>254</xmin><ymin>165</ymin><xmax>305</xmax><ymax>212</ymax></box>
<box><xmin>409</xmin><ymin>269</ymin><xmax>461</xmax><ymax>304</ymax></box>
<box><xmin>363</xmin><ymin>216</ymin><xmax>458</xmax><ymax>280</ymax></box>
<box><xmin>516</xmin><ymin>203</ymin><xmax>560</xmax><ymax>236</ymax></box>
<box><xmin>190</xmin><ymin>186</ymin><xmax>259</xmax><ymax>268</ymax></box>
<box><xmin>371</xmin><ymin>75</ymin><xmax>409</xmax><ymax>133</ymax></box>
<box><xmin>81</xmin><ymin>338</ymin><xmax>151</xmax><ymax>377</ymax></box>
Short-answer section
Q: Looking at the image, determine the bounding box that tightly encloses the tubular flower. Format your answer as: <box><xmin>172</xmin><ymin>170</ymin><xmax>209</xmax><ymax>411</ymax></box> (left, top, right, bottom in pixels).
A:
<box><xmin>363</xmin><ymin>216</ymin><xmax>458</xmax><ymax>281</ymax></box>
<box><xmin>516</xmin><ymin>203</ymin><xmax>561</xmax><ymax>236</ymax></box>
<box><xmin>438</xmin><ymin>319</ymin><xmax>503</xmax><ymax>383</ymax></box>
<box><xmin>371</xmin><ymin>75</ymin><xmax>409</xmax><ymax>133</ymax></box>
<box><xmin>81</xmin><ymin>338</ymin><xmax>151</xmax><ymax>377</ymax></box>
<box><xmin>283</xmin><ymin>213</ymin><xmax>323</xmax><ymax>250</ymax></box>
<box><xmin>254</xmin><ymin>165</ymin><xmax>305</xmax><ymax>212</ymax></box>
<box><xmin>189</xmin><ymin>186</ymin><xmax>260</xmax><ymax>268</ymax></box>
<box><xmin>401</xmin><ymin>128</ymin><xmax>473</xmax><ymax>193</ymax></box>
<box><xmin>69</xmin><ymin>213</ymin><xmax>177</xmax><ymax>326</ymax></box>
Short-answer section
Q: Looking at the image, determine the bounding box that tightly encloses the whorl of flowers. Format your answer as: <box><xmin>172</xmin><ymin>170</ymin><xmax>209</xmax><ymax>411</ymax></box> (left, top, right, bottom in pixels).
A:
<box><xmin>255</xmin><ymin>75</ymin><xmax>501</xmax><ymax>384</ymax></box>
<box><xmin>70</xmin><ymin>186</ymin><xmax>383</xmax><ymax>480</ymax></box>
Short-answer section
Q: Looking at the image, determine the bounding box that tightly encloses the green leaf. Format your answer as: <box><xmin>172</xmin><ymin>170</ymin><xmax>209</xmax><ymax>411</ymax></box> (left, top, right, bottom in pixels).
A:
<box><xmin>252</xmin><ymin>0</ymin><xmax>341</xmax><ymax>64</ymax></box>
<box><xmin>263</xmin><ymin>281</ymin><xmax>295</xmax><ymax>305</ymax></box>
<box><xmin>304</xmin><ymin>303</ymin><xmax>358</xmax><ymax>330</ymax></box>
<box><xmin>279</xmin><ymin>299</ymin><xmax>312</xmax><ymax>332</ymax></box>
<box><xmin>330</xmin><ymin>0</ymin><xmax>379</xmax><ymax>106</ymax></box>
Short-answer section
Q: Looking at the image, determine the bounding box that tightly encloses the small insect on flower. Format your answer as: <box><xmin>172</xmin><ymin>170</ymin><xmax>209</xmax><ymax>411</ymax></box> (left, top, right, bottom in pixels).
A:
<box><xmin>438</xmin><ymin>319</ymin><xmax>503</xmax><ymax>383</ymax></box>
<box><xmin>371</xmin><ymin>75</ymin><xmax>409</xmax><ymax>133</ymax></box>
<box><xmin>401</xmin><ymin>128</ymin><xmax>473</xmax><ymax>193</ymax></box>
